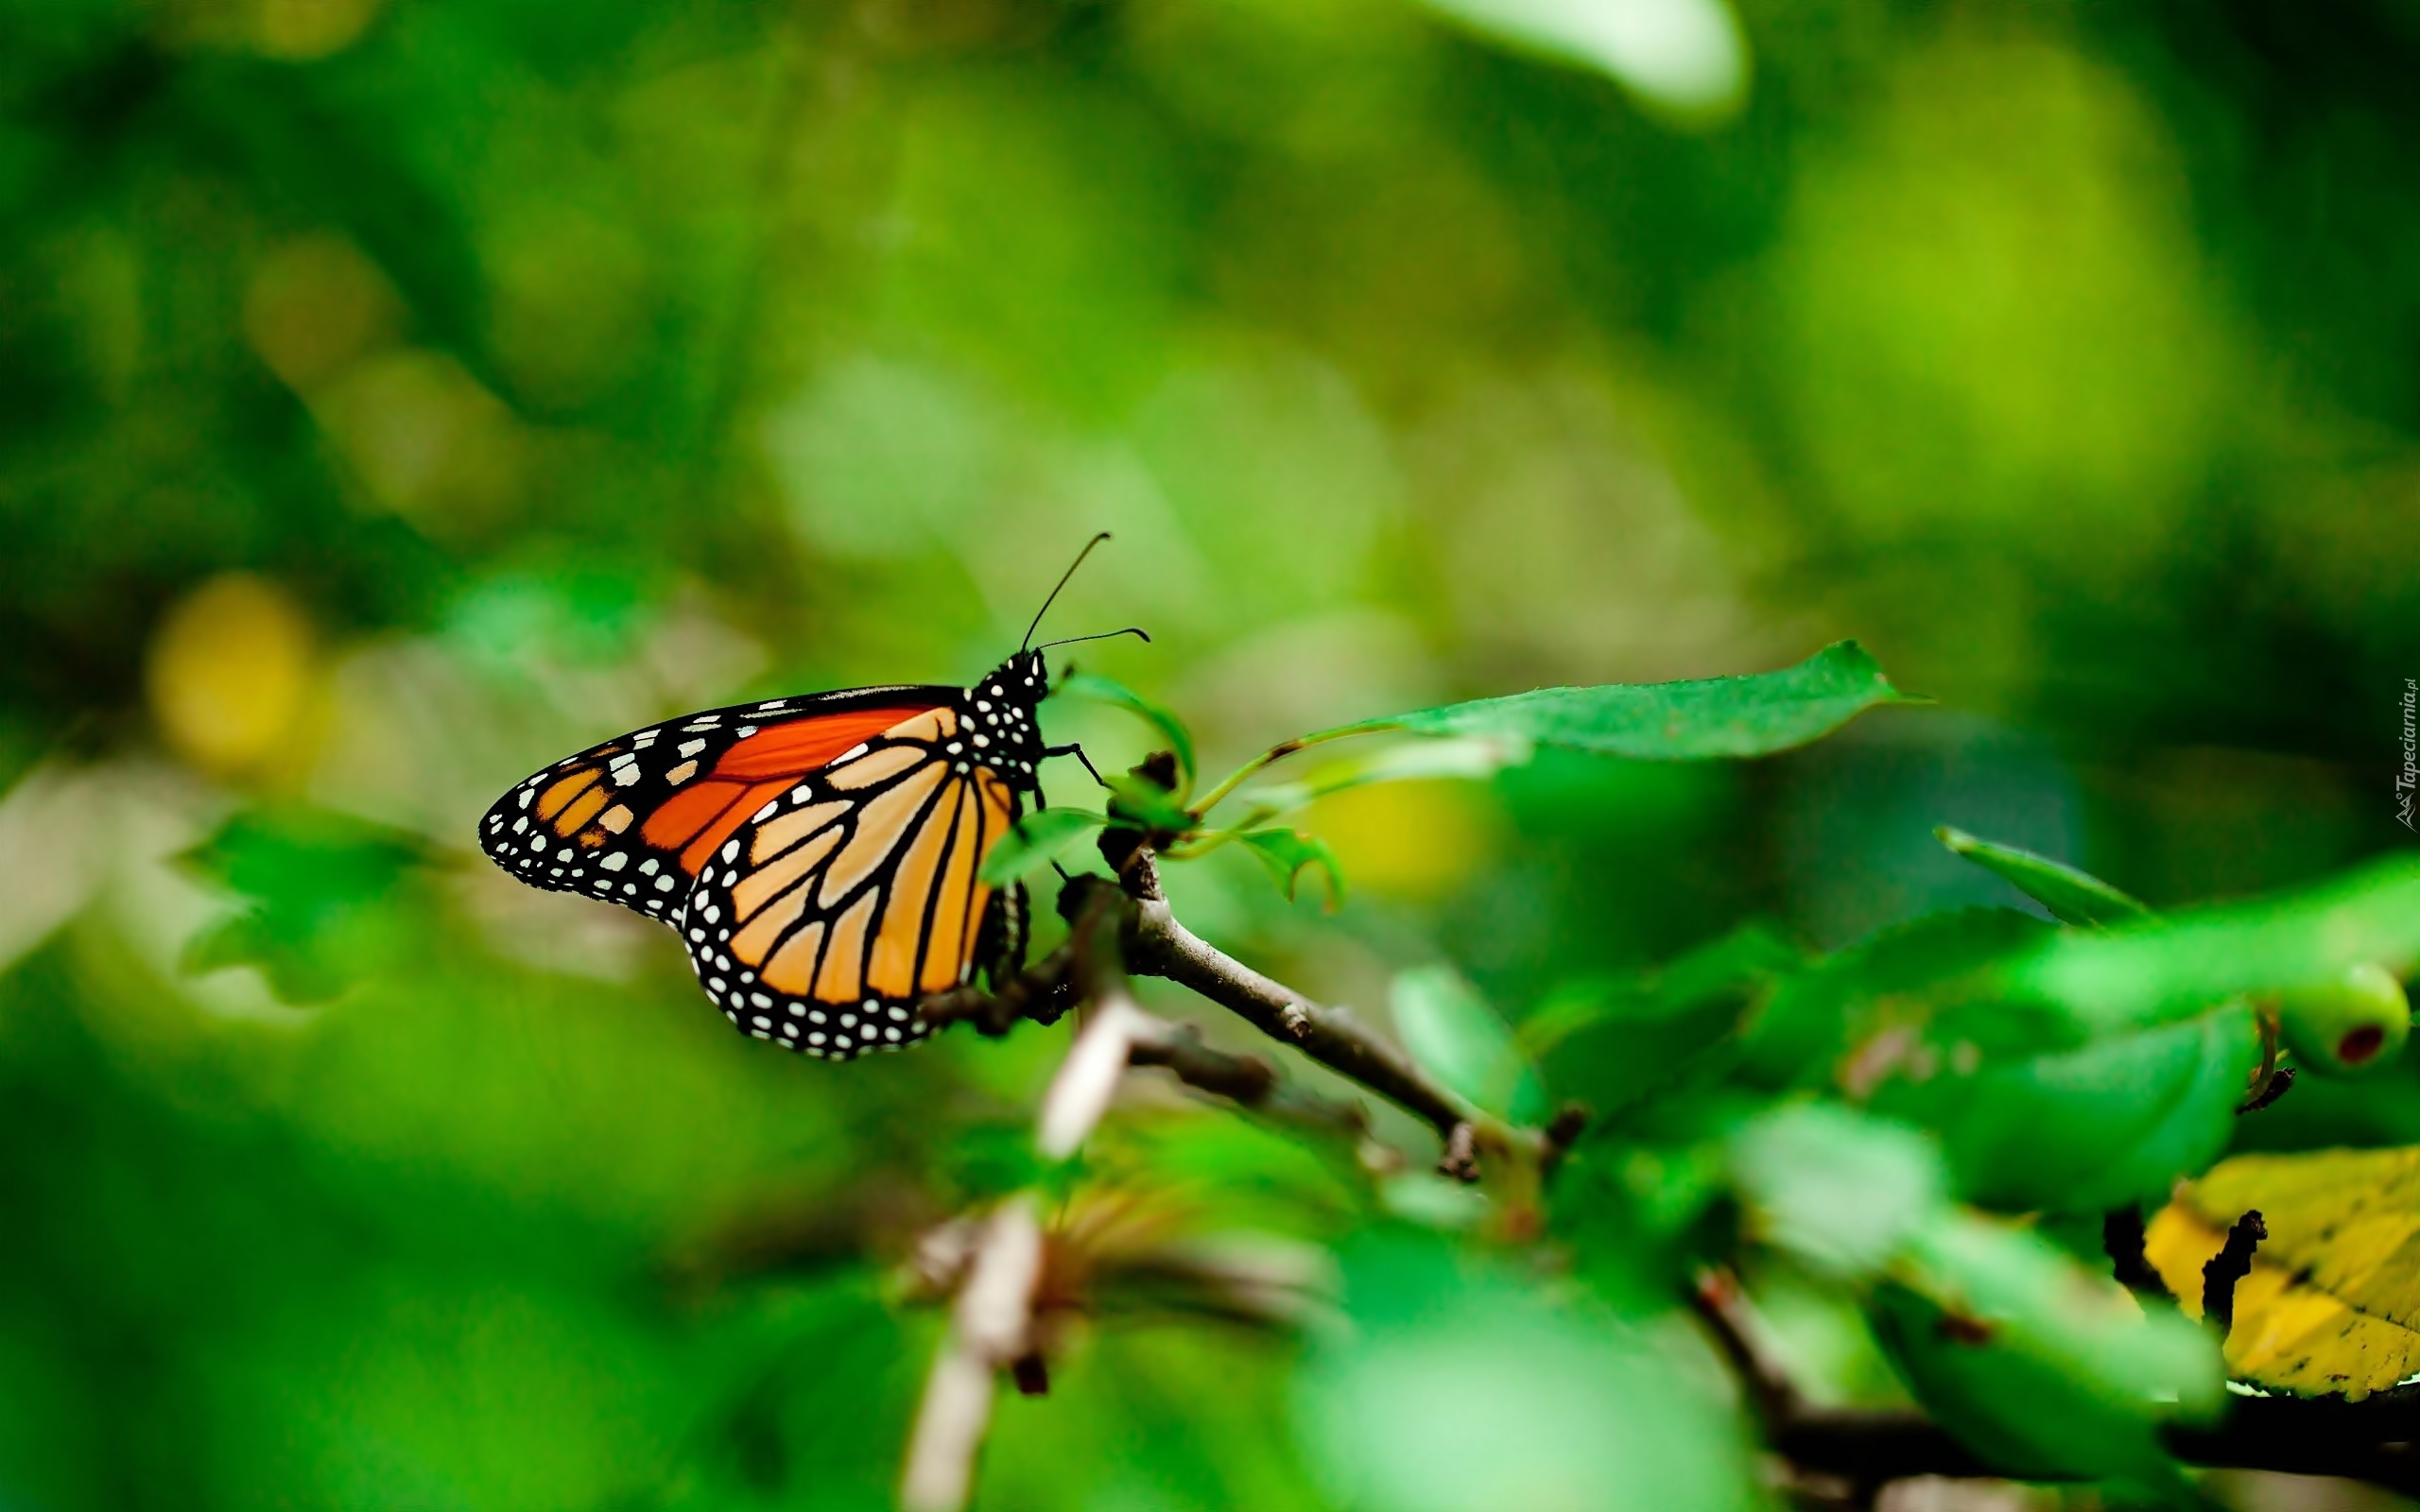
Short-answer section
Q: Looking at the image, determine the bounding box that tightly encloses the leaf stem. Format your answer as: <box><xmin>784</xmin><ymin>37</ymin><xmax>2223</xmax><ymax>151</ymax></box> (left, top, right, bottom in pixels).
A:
<box><xmin>1187</xmin><ymin>723</ymin><xmax>1388</xmax><ymax>819</ymax></box>
<box><xmin>1157</xmin><ymin>811</ymin><xmax>1286</xmax><ymax>862</ymax></box>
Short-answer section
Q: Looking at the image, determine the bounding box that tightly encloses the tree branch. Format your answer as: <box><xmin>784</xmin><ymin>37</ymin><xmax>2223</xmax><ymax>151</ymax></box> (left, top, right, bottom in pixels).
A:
<box><xmin>916</xmin><ymin>943</ymin><xmax>1080</xmax><ymax>1038</ymax></box>
<box><xmin>1772</xmin><ymin>1397</ymin><xmax>2420</xmax><ymax>1499</ymax></box>
<box><xmin>914</xmin><ymin>853</ymin><xmax>1522</xmax><ymax>1175</ymax></box>
<box><xmin>1036</xmin><ymin>882</ymin><xmax>1373</xmax><ymax>1157</ymax></box>
<box><xmin>1693</xmin><ymin>1259</ymin><xmax>2420</xmax><ymax>1499</ymax></box>
<box><xmin>1124</xmin><ymin>1021</ymin><xmax>1372</xmax><ymax>1139</ymax></box>
<box><xmin>1103</xmin><ymin>860</ymin><xmax>1525</xmax><ymax>1172</ymax></box>
<box><xmin>900</xmin><ymin>1196</ymin><xmax>1045</xmax><ymax>1512</ymax></box>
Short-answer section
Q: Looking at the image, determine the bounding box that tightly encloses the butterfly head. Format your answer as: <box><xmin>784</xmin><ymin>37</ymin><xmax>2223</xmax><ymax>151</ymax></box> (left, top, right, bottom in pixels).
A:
<box><xmin>962</xmin><ymin>651</ymin><xmax>1052</xmax><ymax>782</ymax></box>
<box><xmin>999</xmin><ymin>648</ymin><xmax>1050</xmax><ymax>698</ymax></box>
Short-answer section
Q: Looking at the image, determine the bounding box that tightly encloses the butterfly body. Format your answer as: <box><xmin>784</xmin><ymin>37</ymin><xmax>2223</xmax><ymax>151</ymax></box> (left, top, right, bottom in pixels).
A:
<box><xmin>478</xmin><ymin>650</ymin><xmax>1053</xmax><ymax>1058</ymax></box>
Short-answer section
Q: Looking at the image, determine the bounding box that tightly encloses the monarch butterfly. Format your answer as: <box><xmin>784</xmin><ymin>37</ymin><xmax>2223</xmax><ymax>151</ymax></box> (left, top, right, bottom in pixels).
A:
<box><xmin>476</xmin><ymin>538</ymin><xmax>1136</xmax><ymax>1060</ymax></box>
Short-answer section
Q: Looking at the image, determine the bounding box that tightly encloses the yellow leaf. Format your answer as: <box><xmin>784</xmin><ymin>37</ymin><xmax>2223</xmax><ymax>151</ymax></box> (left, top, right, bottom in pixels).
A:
<box><xmin>2147</xmin><ymin>1147</ymin><xmax>2420</xmax><ymax>1400</ymax></box>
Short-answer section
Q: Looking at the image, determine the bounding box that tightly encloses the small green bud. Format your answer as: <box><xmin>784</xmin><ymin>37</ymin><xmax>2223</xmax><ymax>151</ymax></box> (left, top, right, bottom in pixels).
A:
<box><xmin>2277</xmin><ymin>963</ymin><xmax>2412</xmax><ymax>1077</ymax></box>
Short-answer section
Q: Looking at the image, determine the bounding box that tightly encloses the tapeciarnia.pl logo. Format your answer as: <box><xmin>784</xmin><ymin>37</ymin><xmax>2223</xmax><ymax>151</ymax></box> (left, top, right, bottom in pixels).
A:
<box><xmin>2400</xmin><ymin>678</ymin><xmax>2417</xmax><ymax>831</ymax></box>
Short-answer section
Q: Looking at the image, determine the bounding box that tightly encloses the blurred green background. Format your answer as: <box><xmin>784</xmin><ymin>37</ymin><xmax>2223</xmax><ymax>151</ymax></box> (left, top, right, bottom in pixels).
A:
<box><xmin>4</xmin><ymin>0</ymin><xmax>2418</xmax><ymax>1506</ymax></box>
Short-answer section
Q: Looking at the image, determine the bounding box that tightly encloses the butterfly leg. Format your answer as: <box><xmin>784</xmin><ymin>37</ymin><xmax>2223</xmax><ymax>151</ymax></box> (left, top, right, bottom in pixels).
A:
<box><xmin>1043</xmin><ymin>743</ymin><xmax>1108</xmax><ymax>788</ymax></box>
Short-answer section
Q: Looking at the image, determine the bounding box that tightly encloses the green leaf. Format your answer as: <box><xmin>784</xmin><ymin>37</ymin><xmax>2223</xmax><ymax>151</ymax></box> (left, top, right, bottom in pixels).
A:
<box><xmin>1553</xmin><ymin>1140</ymin><xmax>1734</xmax><ymax>1246</ymax></box>
<box><xmin>1053</xmin><ymin>672</ymin><xmax>1196</xmax><ymax>797</ymax></box>
<box><xmin>1521</xmin><ymin>923</ymin><xmax>1803</xmax><ymax>1120</ymax></box>
<box><xmin>1521</xmin><ymin>922</ymin><xmax>1801</xmax><ymax>1061</ymax></box>
<box><xmin>1350</xmin><ymin>640</ymin><xmax>1919</xmax><ymax>762</ymax></box>
<box><xmin>180</xmin><ymin>909</ymin><xmax>351</xmax><ymax>1004</ymax></box>
<box><xmin>179</xmin><ymin>805</ymin><xmax>428</xmax><ymax>917</ymax></box>
<box><xmin>1935</xmin><ymin>826</ymin><xmax>2151</xmax><ymax>927</ymax></box>
<box><xmin>1389</xmin><ymin>966</ymin><xmax>1547</xmax><ymax>1124</ymax></box>
<box><xmin>1101</xmin><ymin>771</ymin><xmax>1195</xmax><ymax>833</ymax></box>
<box><xmin>978</xmin><ymin>807</ymin><xmax>1106</xmax><ymax>886</ymax></box>
<box><xmin>1737</xmin><ymin>909</ymin><xmax>2062</xmax><ymax>1090</ymax></box>
<box><xmin>1299</xmin><ymin>1235</ymin><xmax>1763</xmax><ymax>1512</ymax></box>
<box><xmin>1867</xmin><ymin>998</ymin><xmax>2254</xmax><ymax>1213</ymax></box>
<box><xmin>1727</xmin><ymin>1102</ymin><xmax>1947</xmax><ymax>1280</ymax></box>
<box><xmin>1236</xmin><ymin>828</ymin><xmax>1346</xmax><ymax>908</ymax></box>
<box><xmin>177</xmin><ymin>805</ymin><xmax>430</xmax><ymax>1004</ymax></box>
<box><xmin>1874</xmin><ymin>1211</ymin><xmax>2222</xmax><ymax>1482</ymax></box>
<box><xmin>1727</xmin><ymin>888</ymin><xmax>2263</xmax><ymax>1212</ymax></box>
<box><xmin>1998</xmin><ymin>854</ymin><xmax>2420</xmax><ymax>1033</ymax></box>
<box><xmin>1238</xmin><ymin>736</ymin><xmax>1527</xmax><ymax>822</ymax></box>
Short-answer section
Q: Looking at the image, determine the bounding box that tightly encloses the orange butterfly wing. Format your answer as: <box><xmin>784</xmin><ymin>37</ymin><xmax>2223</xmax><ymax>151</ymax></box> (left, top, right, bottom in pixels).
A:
<box><xmin>477</xmin><ymin>687</ymin><xmax>956</xmax><ymax>924</ymax></box>
<box><xmin>678</xmin><ymin>706</ymin><xmax>1022</xmax><ymax>1058</ymax></box>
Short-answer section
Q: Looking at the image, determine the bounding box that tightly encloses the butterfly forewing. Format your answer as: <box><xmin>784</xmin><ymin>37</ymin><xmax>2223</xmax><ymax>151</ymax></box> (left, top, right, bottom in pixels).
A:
<box><xmin>475</xmin><ymin>685</ymin><xmax>955</xmax><ymax>923</ymax></box>
<box><xmin>678</xmin><ymin>705</ymin><xmax>1025</xmax><ymax>1058</ymax></box>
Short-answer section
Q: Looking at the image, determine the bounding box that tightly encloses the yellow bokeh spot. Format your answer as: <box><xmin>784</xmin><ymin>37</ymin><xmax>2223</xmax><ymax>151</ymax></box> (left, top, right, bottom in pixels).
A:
<box><xmin>309</xmin><ymin>348</ymin><xmax>526</xmax><ymax>541</ymax></box>
<box><xmin>156</xmin><ymin>0</ymin><xmax>388</xmax><ymax>60</ymax></box>
<box><xmin>147</xmin><ymin>574</ymin><xmax>318</xmax><ymax>780</ymax></box>
<box><xmin>242</xmin><ymin>233</ymin><xmax>401</xmax><ymax>392</ymax></box>
<box><xmin>1302</xmin><ymin>779</ymin><xmax>1499</xmax><ymax>902</ymax></box>
<box><xmin>252</xmin><ymin>0</ymin><xmax>388</xmax><ymax>60</ymax></box>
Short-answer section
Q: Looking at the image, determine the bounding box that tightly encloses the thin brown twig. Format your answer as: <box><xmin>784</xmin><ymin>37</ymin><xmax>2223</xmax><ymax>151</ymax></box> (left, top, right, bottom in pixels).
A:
<box><xmin>1690</xmin><ymin>1256</ymin><xmax>2420</xmax><ymax>1499</ymax></box>
<box><xmin>1689</xmin><ymin>1266</ymin><xmax>1804</xmax><ymax>1425</ymax></box>
<box><xmin>1124</xmin><ymin>1022</ymin><xmax>1372</xmax><ymax>1138</ymax></box>
<box><xmin>1774</xmin><ymin>1400</ymin><xmax>2420</xmax><ymax>1498</ymax></box>
<box><xmin>922</xmin><ymin>863</ymin><xmax>1481</xmax><ymax>1167</ymax></box>
<box><xmin>915</xmin><ymin>944</ymin><xmax>1080</xmax><ymax>1038</ymax></box>
<box><xmin>2237</xmin><ymin>1064</ymin><xmax>2296</xmax><ymax>1115</ymax></box>
<box><xmin>1539</xmin><ymin>1103</ymin><xmax>1591</xmax><ymax>1179</ymax></box>
<box><xmin>1686</xmin><ymin>1266</ymin><xmax>1988</xmax><ymax>1503</ymax></box>
<box><xmin>1036</xmin><ymin>888</ymin><xmax>1371</xmax><ymax>1157</ymax></box>
<box><xmin>1102</xmin><ymin>859</ymin><xmax>1523</xmax><ymax>1171</ymax></box>
<box><xmin>900</xmin><ymin>1196</ymin><xmax>1045</xmax><ymax>1512</ymax></box>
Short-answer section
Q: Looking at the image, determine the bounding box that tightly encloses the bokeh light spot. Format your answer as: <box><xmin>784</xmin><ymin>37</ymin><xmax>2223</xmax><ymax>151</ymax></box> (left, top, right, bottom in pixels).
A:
<box><xmin>147</xmin><ymin>574</ymin><xmax>318</xmax><ymax>779</ymax></box>
<box><xmin>252</xmin><ymin>0</ymin><xmax>389</xmax><ymax>60</ymax></box>
<box><xmin>243</xmin><ymin>233</ymin><xmax>402</xmax><ymax>392</ymax></box>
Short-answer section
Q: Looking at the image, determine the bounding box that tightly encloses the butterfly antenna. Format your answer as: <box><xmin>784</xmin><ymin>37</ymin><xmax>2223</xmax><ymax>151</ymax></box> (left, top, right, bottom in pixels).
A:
<box><xmin>1033</xmin><ymin>627</ymin><xmax>1150</xmax><ymax>652</ymax></box>
<box><xmin>1022</xmin><ymin>532</ymin><xmax>1113</xmax><ymax>652</ymax></box>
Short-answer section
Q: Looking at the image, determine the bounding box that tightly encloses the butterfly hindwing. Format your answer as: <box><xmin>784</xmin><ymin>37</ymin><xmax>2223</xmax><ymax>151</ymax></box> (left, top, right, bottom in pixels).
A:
<box><xmin>475</xmin><ymin>684</ymin><xmax>956</xmax><ymax>923</ymax></box>
<box><xmin>676</xmin><ymin>704</ymin><xmax>1026</xmax><ymax>1058</ymax></box>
